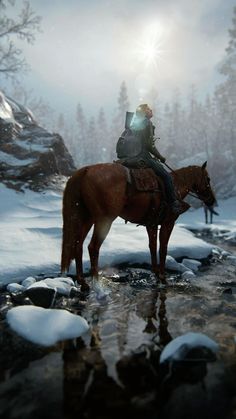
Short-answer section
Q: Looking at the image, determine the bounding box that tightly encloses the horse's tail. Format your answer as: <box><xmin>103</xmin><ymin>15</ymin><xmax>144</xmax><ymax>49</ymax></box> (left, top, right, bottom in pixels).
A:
<box><xmin>61</xmin><ymin>169</ymin><xmax>86</xmax><ymax>274</ymax></box>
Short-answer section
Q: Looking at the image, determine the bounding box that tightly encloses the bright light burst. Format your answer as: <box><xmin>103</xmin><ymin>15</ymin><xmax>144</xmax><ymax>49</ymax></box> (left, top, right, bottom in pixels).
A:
<box><xmin>134</xmin><ymin>23</ymin><xmax>166</xmax><ymax>68</ymax></box>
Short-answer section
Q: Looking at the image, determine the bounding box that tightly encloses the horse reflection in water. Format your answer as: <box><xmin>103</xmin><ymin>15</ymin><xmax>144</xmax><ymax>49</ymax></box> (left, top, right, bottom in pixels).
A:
<box><xmin>61</xmin><ymin>161</ymin><xmax>216</xmax><ymax>291</ymax></box>
<box><xmin>62</xmin><ymin>288</ymin><xmax>172</xmax><ymax>418</ymax></box>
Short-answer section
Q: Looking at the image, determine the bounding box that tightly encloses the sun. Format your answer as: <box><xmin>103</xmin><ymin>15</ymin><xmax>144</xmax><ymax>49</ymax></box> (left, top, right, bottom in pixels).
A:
<box><xmin>134</xmin><ymin>23</ymin><xmax>166</xmax><ymax>68</ymax></box>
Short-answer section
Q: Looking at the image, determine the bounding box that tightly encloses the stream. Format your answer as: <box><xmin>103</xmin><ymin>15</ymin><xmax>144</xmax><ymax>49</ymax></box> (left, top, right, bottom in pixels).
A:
<box><xmin>0</xmin><ymin>231</ymin><xmax>236</xmax><ymax>419</ymax></box>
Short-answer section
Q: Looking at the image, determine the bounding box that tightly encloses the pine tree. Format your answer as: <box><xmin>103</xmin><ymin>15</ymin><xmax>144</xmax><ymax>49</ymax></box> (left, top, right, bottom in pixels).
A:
<box><xmin>111</xmin><ymin>81</ymin><xmax>130</xmax><ymax>161</ymax></box>
<box><xmin>97</xmin><ymin>107</ymin><xmax>109</xmax><ymax>162</ymax></box>
<box><xmin>216</xmin><ymin>6</ymin><xmax>236</xmax><ymax>173</ymax></box>
<box><xmin>75</xmin><ymin>103</ymin><xmax>87</xmax><ymax>165</ymax></box>
<box><xmin>57</xmin><ymin>113</ymin><xmax>65</xmax><ymax>133</ymax></box>
<box><xmin>113</xmin><ymin>81</ymin><xmax>129</xmax><ymax>134</ymax></box>
<box><xmin>85</xmin><ymin>117</ymin><xmax>97</xmax><ymax>164</ymax></box>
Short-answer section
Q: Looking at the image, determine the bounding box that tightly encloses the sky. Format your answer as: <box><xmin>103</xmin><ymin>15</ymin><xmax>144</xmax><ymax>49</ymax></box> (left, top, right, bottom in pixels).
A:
<box><xmin>10</xmin><ymin>0</ymin><xmax>236</xmax><ymax>118</ymax></box>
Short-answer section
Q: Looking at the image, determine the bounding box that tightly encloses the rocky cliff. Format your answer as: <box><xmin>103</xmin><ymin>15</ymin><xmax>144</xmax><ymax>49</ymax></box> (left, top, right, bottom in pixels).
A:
<box><xmin>0</xmin><ymin>91</ymin><xmax>75</xmax><ymax>191</ymax></box>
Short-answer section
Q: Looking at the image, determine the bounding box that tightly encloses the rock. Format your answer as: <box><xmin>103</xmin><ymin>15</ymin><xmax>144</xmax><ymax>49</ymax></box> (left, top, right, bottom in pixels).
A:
<box><xmin>160</xmin><ymin>332</ymin><xmax>219</xmax><ymax>364</ymax></box>
<box><xmin>182</xmin><ymin>258</ymin><xmax>202</xmax><ymax>272</ymax></box>
<box><xmin>25</xmin><ymin>287</ymin><xmax>56</xmax><ymax>308</ymax></box>
<box><xmin>6</xmin><ymin>306</ymin><xmax>89</xmax><ymax>346</ymax></box>
<box><xmin>7</xmin><ymin>283</ymin><xmax>25</xmax><ymax>293</ymax></box>
<box><xmin>69</xmin><ymin>286</ymin><xmax>82</xmax><ymax>298</ymax></box>
<box><xmin>226</xmin><ymin>256</ymin><xmax>236</xmax><ymax>266</ymax></box>
<box><xmin>21</xmin><ymin>276</ymin><xmax>36</xmax><ymax>287</ymax></box>
<box><xmin>28</xmin><ymin>277</ymin><xmax>74</xmax><ymax>296</ymax></box>
<box><xmin>181</xmin><ymin>271</ymin><xmax>196</xmax><ymax>281</ymax></box>
<box><xmin>222</xmin><ymin>288</ymin><xmax>233</xmax><ymax>294</ymax></box>
<box><xmin>0</xmin><ymin>91</ymin><xmax>75</xmax><ymax>191</ymax></box>
<box><xmin>221</xmin><ymin>250</ymin><xmax>231</xmax><ymax>258</ymax></box>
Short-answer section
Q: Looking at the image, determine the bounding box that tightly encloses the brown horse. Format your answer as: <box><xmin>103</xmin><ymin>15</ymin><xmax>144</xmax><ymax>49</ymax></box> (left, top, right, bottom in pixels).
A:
<box><xmin>61</xmin><ymin>161</ymin><xmax>215</xmax><ymax>290</ymax></box>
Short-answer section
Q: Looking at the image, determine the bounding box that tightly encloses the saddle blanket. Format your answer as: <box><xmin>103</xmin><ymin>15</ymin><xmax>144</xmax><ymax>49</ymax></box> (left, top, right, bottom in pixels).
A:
<box><xmin>130</xmin><ymin>168</ymin><xmax>161</xmax><ymax>192</ymax></box>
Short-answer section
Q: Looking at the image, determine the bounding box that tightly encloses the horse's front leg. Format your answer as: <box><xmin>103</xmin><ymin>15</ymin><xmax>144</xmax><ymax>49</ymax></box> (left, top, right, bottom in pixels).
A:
<box><xmin>146</xmin><ymin>225</ymin><xmax>159</xmax><ymax>278</ymax></box>
<box><xmin>159</xmin><ymin>221</ymin><xmax>175</xmax><ymax>283</ymax></box>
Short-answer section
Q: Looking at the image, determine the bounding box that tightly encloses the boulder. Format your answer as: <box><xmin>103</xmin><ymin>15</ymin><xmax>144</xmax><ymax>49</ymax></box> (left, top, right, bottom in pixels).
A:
<box><xmin>0</xmin><ymin>91</ymin><xmax>75</xmax><ymax>191</ymax></box>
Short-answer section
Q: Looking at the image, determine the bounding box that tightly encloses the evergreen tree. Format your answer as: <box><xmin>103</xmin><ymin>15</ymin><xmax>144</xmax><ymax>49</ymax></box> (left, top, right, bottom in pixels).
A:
<box><xmin>97</xmin><ymin>107</ymin><xmax>109</xmax><ymax>162</ymax></box>
<box><xmin>85</xmin><ymin>116</ymin><xmax>97</xmax><ymax>164</ymax></box>
<box><xmin>57</xmin><ymin>113</ymin><xmax>65</xmax><ymax>134</ymax></box>
<box><xmin>75</xmin><ymin>103</ymin><xmax>87</xmax><ymax>165</ymax></box>
<box><xmin>111</xmin><ymin>81</ymin><xmax>130</xmax><ymax>161</ymax></box>
<box><xmin>113</xmin><ymin>81</ymin><xmax>129</xmax><ymax>134</ymax></box>
<box><xmin>216</xmin><ymin>6</ymin><xmax>236</xmax><ymax>168</ymax></box>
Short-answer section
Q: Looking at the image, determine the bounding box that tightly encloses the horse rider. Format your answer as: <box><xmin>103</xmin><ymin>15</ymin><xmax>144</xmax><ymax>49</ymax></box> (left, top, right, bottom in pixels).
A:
<box><xmin>117</xmin><ymin>104</ymin><xmax>189</xmax><ymax>215</ymax></box>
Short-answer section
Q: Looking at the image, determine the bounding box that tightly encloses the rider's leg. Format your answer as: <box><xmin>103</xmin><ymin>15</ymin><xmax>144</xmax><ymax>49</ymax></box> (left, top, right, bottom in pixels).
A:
<box><xmin>143</xmin><ymin>158</ymin><xmax>176</xmax><ymax>203</ymax></box>
<box><xmin>142</xmin><ymin>158</ymin><xmax>189</xmax><ymax>215</ymax></box>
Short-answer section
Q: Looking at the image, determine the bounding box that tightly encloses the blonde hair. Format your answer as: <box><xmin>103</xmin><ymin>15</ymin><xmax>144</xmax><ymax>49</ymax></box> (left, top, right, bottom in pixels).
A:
<box><xmin>136</xmin><ymin>104</ymin><xmax>150</xmax><ymax>116</ymax></box>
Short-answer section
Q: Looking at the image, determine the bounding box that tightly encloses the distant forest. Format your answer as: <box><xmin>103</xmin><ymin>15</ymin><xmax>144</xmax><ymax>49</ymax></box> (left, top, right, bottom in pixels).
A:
<box><xmin>5</xmin><ymin>5</ymin><xmax>236</xmax><ymax>198</ymax></box>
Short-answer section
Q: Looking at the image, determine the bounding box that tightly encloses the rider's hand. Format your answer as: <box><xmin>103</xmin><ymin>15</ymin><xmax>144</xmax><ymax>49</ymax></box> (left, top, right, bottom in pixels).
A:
<box><xmin>160</xmin><ymin>156</ymin><xmax>166</xmax><ymax>163</ymax></box>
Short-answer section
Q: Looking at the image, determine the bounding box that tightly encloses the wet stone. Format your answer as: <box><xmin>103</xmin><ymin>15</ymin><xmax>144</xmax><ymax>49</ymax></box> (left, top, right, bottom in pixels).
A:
<box><xmin>25</xmin><ymin>287</ymin><xmax>56</xmax><ymax>308</ymax></box>
<box><xmin>222</xmin><ymin>288</ymin><xmax>233</xmax><ymax>294</ymax></box>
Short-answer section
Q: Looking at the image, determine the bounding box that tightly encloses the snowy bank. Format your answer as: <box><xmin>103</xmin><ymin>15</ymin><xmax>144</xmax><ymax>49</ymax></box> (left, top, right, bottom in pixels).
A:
<box><xmin>0</xmin><ymin>183</ymin><xmax>235</xmax><ymax>285</ymax></box>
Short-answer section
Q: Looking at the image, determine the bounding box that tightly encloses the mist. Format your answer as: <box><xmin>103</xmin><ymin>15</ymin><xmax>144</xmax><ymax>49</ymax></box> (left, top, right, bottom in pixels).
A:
<box><xmin>14</xmin><ymin>0</ymin><xmax>235</xmax><ymax>117</ymax></box>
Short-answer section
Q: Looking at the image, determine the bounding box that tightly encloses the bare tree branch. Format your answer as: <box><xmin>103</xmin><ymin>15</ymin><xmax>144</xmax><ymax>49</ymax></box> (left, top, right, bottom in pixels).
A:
<box><xmin>0</xmin><ymin>0</ymin><xmax>41</xmax><ymax>78</ymax></box>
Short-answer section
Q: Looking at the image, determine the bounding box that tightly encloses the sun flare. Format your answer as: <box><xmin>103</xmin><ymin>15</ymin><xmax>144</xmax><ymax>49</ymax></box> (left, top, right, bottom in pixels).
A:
<box><xmin>134</xmin><ymin>23</ymin><xmax>166</xmax><ymax>68</ymax></box>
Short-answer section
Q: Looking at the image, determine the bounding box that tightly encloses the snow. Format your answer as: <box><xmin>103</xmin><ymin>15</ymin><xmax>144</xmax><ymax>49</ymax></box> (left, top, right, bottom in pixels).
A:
<box><xmin>14</xmin><ymin>139</ymin><xmax>49</xmax><ymax>153</ymax></box>
<box><xmin>6</xmin><ymin>306</ymin><xmax>89</xmax><ymax>346</ymax></box>
<box><xmin>159</xmin><ymin>332</ymin><xmax>219</xmax><ymax>363</ymax></box>
<box><xmin>1</xmin><ymin>182</ymin><xmax>236</xmax><ymax>349</ymax></box>
<box><xmin>0</xmin><ymin>92</ymin><xmax>15</xmax><ymax>123</ymax></box>
<box><xmin>0</xmin><ymin>182</ymin><xmax>236</xmax><ymax>286</ymax></box>
<box><xmin>0</xmin><ymin>151</ymin><xmax>35</xmax><ymax>166</ymax></box>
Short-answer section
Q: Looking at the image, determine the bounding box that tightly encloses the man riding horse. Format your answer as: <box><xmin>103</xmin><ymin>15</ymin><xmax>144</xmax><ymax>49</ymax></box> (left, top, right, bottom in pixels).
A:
<box><xmin>116</xmin><ymin>104</ymin><xmax>189</xmax><ymax>215</ymax></box>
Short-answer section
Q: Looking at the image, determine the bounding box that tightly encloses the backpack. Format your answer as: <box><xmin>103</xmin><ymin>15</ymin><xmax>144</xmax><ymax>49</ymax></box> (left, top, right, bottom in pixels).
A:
<box><xmin>116</xmin><ymin>128</ymin><xmax>142</xmax><ymax>159</ymax></box>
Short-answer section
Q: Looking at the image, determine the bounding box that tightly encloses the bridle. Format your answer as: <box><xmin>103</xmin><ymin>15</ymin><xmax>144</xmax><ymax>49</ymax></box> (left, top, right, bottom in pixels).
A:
<box><xmin>164</xmin><ymin>162</ymin><xmax>213</xmax><ymax>204</ymax></box>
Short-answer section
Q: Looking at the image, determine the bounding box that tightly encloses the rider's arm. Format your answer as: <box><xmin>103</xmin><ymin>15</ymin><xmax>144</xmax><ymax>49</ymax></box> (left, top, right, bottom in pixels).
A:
<box><xmin>148</xmin><ymin>139</ymin><xmax>166</xmax><ymax>163</ymax></box>
<box><xmin>144</xmin><ymin>122</ymin><xmax>166</xmax><ymax>162</ymax></box>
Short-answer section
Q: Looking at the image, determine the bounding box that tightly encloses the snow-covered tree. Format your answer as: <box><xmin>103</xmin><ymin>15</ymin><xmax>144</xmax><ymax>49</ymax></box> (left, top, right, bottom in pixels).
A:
<box><xmin>97</xmin><ymin>107</ymin><xmax>109</xmax><ymax>162</ymax></box>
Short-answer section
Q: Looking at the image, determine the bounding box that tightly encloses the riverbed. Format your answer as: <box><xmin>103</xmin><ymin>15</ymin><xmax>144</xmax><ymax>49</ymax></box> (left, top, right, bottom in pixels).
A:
<box><xmin>0</xmin><ymin>232</ymin><xmax>236</xmax><ymax>419</ymax></box>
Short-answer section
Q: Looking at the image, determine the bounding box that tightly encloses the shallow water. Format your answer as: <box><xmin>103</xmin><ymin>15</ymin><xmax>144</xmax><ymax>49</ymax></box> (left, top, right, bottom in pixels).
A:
<box><xmin>0</xmin><ymin>238</ymin><xmax>236</xmax><ymax>418</ymax></box>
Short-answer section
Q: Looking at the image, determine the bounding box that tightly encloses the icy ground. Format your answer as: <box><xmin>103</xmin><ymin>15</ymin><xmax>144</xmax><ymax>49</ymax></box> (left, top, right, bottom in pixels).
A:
<box><xmin>0</xmin><ymin>183</ymin><xmax>236</xmax><ymax>286</ymax></box>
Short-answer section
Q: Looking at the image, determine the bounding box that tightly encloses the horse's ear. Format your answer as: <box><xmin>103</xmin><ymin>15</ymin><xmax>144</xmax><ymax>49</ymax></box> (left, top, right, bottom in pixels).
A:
<box><xmin>201</xmin><ymin>161</ymin><xmax>207</xmax><ymax>170</ymax></box>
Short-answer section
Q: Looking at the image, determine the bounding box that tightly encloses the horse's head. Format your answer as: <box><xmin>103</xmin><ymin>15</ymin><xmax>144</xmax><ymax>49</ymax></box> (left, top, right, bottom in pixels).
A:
<box><xmin>192</xmin><ymin>161</ymin><xmax>216</xmax><ymax>207</ymax></box>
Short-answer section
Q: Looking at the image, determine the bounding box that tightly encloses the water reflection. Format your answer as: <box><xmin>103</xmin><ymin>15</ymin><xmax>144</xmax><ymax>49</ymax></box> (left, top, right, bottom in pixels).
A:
<box><xmin>62</xmin><ymin>285</ymin><xmax>173</xmax><ymax>417</ymax></box>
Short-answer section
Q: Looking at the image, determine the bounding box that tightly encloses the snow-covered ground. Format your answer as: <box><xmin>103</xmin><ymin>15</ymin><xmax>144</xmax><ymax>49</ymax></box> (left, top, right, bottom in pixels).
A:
<box><xmin>1</xmin><ymin>182</ymin><xmax>236</xmax><ymax>347</ymax></box>
<box><xmin>0</xmin><ymin>183</ymin><xmax>236</xmax><ymax>286</ymax></box>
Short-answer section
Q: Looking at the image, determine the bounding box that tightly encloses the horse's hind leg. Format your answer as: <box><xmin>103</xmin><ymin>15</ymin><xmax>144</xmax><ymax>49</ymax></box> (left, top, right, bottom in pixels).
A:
<box><xmin>88</xmin><ymin>218</ymin><xmax>113</xmax><ymax>279</ymax></box>
<box><xmin>159</xmin><ymin>221</ymin><xmax>175</xmax><ymax>283</ymax></box>
<box><xmin>146</xmin><ymin>225</ymin><xmax>159</xmax><ymax>277</ymax></box>
<box><xmin>75</xmin><ymin>219</ymin><xmax>93</xmax><ymax>291</ymax></box>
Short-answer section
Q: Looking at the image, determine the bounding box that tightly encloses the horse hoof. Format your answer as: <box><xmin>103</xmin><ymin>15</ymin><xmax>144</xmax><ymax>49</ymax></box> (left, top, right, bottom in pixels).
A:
<box><xmin>80</xmin><ymin>282</ymin><xmax>90</xmax><ymax>292</ymax></box>
<box><xmin>159</xmin><ymin>273</ymin><xmax>166</xmax><ymax>284</ymax></box>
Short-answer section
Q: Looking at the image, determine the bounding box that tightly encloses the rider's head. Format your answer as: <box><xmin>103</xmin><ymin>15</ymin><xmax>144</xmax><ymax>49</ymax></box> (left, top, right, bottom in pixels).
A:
<box><xmin>136</xmin><ymin>104</ymin><xmax>153</xmax><ymax>120</ymax></box>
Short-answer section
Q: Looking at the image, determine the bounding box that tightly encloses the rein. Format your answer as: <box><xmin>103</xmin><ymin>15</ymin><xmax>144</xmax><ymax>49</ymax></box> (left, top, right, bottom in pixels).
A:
<box><xmin>163</xmin><ymin>162</ymin><xmax>206</xmax><ymax>202</ymax></box>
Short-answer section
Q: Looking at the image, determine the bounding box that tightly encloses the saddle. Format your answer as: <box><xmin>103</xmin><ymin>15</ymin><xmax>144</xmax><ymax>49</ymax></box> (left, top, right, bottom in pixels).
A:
<box><xmin>130</xmin><ymin>167</ymin><xmax>161</xmax><ymax>192</ymax></box>
<box><xmin>117</xmin><ymin>163</ymin><xmax>168</xmax><ymax>226</ymax></box>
